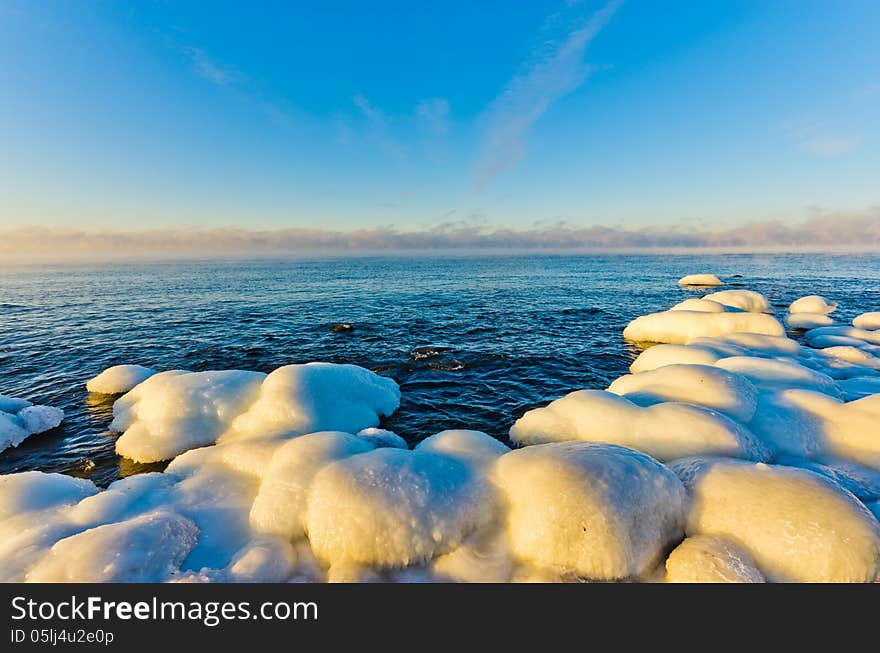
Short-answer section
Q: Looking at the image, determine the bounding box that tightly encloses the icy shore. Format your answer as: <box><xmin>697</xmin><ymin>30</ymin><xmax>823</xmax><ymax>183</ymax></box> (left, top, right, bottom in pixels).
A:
<box><xmin>1</xmin><ymin>279</ymin><xmax>879</xmax><ymax>583</ymax></box>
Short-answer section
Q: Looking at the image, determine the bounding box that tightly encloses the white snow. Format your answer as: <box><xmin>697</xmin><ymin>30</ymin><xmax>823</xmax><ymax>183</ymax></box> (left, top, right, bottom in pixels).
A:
<box><xmin>494</xmin><ymin>442</ymin><xmax>687</xmax><ymax>580</ymax></box>
<box><xmin>664</xmin><ymin>535</ymin><xmax>764</xmax><ymax>583</ymax></box>
<box><xmin>670</xmin><ymin>457</ymin><xmax>880</xmax><ymax>582</ymax></box>
<box><xmin>702</xmin><ymin>289</ymin><xmax>771</xmax><ymax>313</ymax></box>
<box><xmin>0</xmin><ymin>395</ymin><xmax>64</xmax><ymax>453</ymax></box>
<box><xmin>785</xmin><ymin>312</ymin><xmax>835</xmax><ymax>329</ymax></box>
<box><xmin>306</xmin><ymin>447</ymin><xmax>496</xmax><ymax>569</ymax></box>
<box><xmin>608</xmin><ymin>364</ymin><xmax>759</xmax><ymax>422</ymax></box>
<box><xmin>86</xmin><ymin>364</ymin><xmax>157</xmax><ymax>394</ymax></box>
<box><xmin>630</xmin><ymin>344</ymin><xmax>721</xmax><ymax>373</ymax></box>
<box><xmin>509</xmin><ymin>389</ymin><xmax>768</xmax><ymax>462</ymax></box>
<box><xmin>623</xmin><ymin>311</ymin><xmax>784</xmax><ymax>344</ymax></box>
<box><xmin>789</xmin><ymin>295</ymin><xmax>837</xmax><ymax>314</ymax></box>
<box><xmin>670</xmin><ymin>298</ymin><xmax>736</xmax><ymax>313</ymax></box>
<box><xmin>111</xmin><ymin>363</ymin><xmax>400</xmax><ymax>462</ymax></box>
<box><xmin>678</xmin><ymin>274</ymin><xmax>724</xmax><ymax>287</ymax></box>
<box><xmin>853</xmin><ymin>312</ymin><xmax>880</xmax><ymax>330</ymax></box>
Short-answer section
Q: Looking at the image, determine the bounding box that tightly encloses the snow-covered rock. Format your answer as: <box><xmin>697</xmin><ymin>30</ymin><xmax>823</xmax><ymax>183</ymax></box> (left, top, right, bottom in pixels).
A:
<box><xmin>0</xmin><ymin>395</ymin><xmax>64</xmax><ymax>453</ymax></box>
<box><xmin>623</xmin><ymin>311</ymin><xmax>784</xmax><ymax>344</ymax></box>
<box><xmin>670</xmin><ymin>457</ymin><xmax>880</xmax><ymax>582</ymax></box>
<box><xmin>112</xmin><ymin>364</ymin><xmax>400</xmax><ymax>463</ymax></box>
<box><xmin>702</xmin><ymin>289</ymin><xmax>771</xmax><ymax>313</ymax></box>
<box><xmin>493</xmin><ymin>442</ymin><xmax>687</xmax><ymax>580</ymax></box>
<box><xmin>86</xmin><ymin>364</ymin><xmax>157</xmax><ymax>394</ymax></box>
<box><xmin>785</xmin><ymin>312</ymin><xmax>835</xmax><ymax>329</ymax></box>
<box><xmin>789</xmin><ymin>295</ymin><xmax>837</xmax><ymax>315</ymax></box>
<box><xmin>853</xmin><ymin>312</ymin><xmax>880</xmax><ymax>330</ymax></box>
<box><xmin>509</xmin><ymin>389</ymin><xmax>768</xmax><ymax>462</ymax></box>
<box><xmin>608</xmin><ymin>364</ymin><xmax>759</xmax><ymax>422</ymax></box>
<box><xmin>677</xmin><ymin>274</ymin><xmax>724</xmax><ymax>287</ymax></box>
<box><xmin>306</xmin><ymin>447</ymin><xmax>496</xmax><ymax>569</ymax></box>
<box><xmin>665</xmin><ymin>534</ymin><xmax>764</xmax><ymax>583</ymax></box>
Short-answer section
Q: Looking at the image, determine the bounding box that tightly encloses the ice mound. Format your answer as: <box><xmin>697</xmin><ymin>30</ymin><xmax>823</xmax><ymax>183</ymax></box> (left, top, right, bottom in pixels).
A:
<box><xmin>494</xmin><ymin>442</ymin><xmax>686</xmax><ymax>580</ymax></box>
<box><xmin>86</xmin><ymin>364</ymin><xmax>157</xmax><ymax>394</ymax></box>
<box><xmin>306</xmin><ymin>447</ymin><xmax>496</xmax><ymax>569</ymax></box>
<box><xmin>509</xmin><ymin>389</ymin><xmax>768</xmax><ymax>462</ymax></box>
<box><xmin>630</xmin><ymin>344</ymin><xmax>721</xmax><ymax>373</ymax></box>
<box><xmin>0</xmin><ymin>394</ymin><xmax>64</xmax><ymax>453</ymax></box>
<box><xmin>112</xmin><ymin>370</ymin><xmax>266</xmax><ymax>462</ymax></box>
<box><xmin>714</xmin><ymin>356</ymin><xmax>841</xmax><ymax>397</ymax></box>
<box><xmin>111</xmin><ymin>363</ymin><xmax>400</xmax><ymax>462</ymax></box>
<box><xmin>623</xmin><ymin>311</ymin><xmax>784</xmax><ymax>344</ymax></box>
<box><xmin>853</xmin><ymin>312</ymin><xmax>880</xmax><ymax>330</ymax></box>
<box><xmin>670</xmin><ymin>457</ymin><xmax>880</xmax><ymax>582</ymax></box>
<box><xmin>671</xmin><ymin>298</ymin><xmax>742</xmax><ymax>313</ymax></box>
<box><xmin>664</xmin><ymin>534</ymin><xmax>764</xmax><ymax>583</ymax></box>
<box><xmin>839</xmin><ymin>376</ymin><xmax>880</xmax><ymax>400</ymax></box>
<box><xmin>773</xmin><ymin>455</ymin><xmax>880</xmax><ymax>502</ymax></box>
<box><xmin>27</xmin><ymin>511</ymin><xmax>199</xmax><ymax>582</ymax></box>
<box><xmin>414</xmin><ymin>429</ymin><xmax>510</xmax><ymax>467</ymax></box>
<box><xmin>678</xmin><ymin>274</ymin><xmax>724</xmax><ymax>287</ymax></box>
<box><xmin>227</xmin><ymin>363</ymin><xmax>401</xmax><ymax>441</ymax></box>
<box><xmin>608</xmin><ymin>364</ymin><xmax>759</xmax><ymax>422</ymax></box>
<box><xmin>789</xmin><ymin>295</ymin><xmax>837</xmax><ymax>314</ymax></box>
<box><xmin>691</xmin><ymin>333</ymin><xmax>802</xmax><ymax>357</ymax></box>
<box><xmin>0</xmin><ymin>472</ymin><xmax>97</xmax><ymax>520</ymax></box>
<box><xmin>805</xmin><ymin>326</ymin><xmax>880</xmax><ymax>347</ymax></box>
<box><xmin>249</xmin><ymin>431</ymin><xmax>378</xmax><ymax>540</ymax></box>
<box><xmin>785</xmin><ymin>312</ymin><xmax>835</xmax><ymax>329</ymax></box>
<box><xmin>702</xmin><ymin>289</ymin><xmax>771</xmax><ymax>313</ymax></box>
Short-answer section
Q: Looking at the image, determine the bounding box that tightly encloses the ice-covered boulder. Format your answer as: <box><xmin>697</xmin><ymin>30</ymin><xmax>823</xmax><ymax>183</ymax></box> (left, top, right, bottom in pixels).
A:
<box><xmin>111</xmin><ymin>363</ymin><xmax>401</xmax><ymax>463</ymax></box>
<box><xmin>664</xmin><ymin>534</ymin><xmax>764</xmax><ymax>583</ymax></box>
<box><xmin>623</xmin><ymin>311</ymin><xmax>784</xmax><ymax>344</ymax></box>
<box><xmin>678</xmin><ymin>274</ymin><xmax>724</xmax><ymax>287</ymax></box>
<box><xmin>670</xmin><ymin>457</ymin><xmax>880</xmax><ymax>582</ymax></box>
<box><xmin>785</xmin><ymin>313</ymin><xmax>835</xmax><ymax>329</ymax></box>
<box><xmin>493</xmin><ymin>442</ymin><xmax>687</xmax><ymax>580</ymax></box>
<box><xmin>805</xmin><ymin>326</ymin><xmax>880</xmax><ymax>347</ymax></box>
<box><xmin>839</xmin><ymin>376</ymin><xmax>880</xmax><ymax>401</ymax></box>
<box><xmin>414</xmin><ymin>429</ymin><xmax>510</xmax><ymax>468</ymax></box>
<box><xmin>27</xmin><ymin>511</ymin><xmax>199</xmax><ymax>582</ymax></box>
<box><xmin>853</xmin><ymin>312</ymin><xmax>880</xmax><ymax>330</ymax></box>
<box><xmin>691</xmin><ymin>333</ymin><xmax>801</xmax><ymax>357</ymax></box>
<box><xmin>509</xmin><ymin>389</ymin><xmax>768</xmax><ymax>462</ymax></box>
<box><xmin>0</xmin><ymin>472</ymin><xmax>97</xmax><ymax>521</ymax></box>
<box><xmin>630</xmin><ymin>344</ymin><xmax>721</xmax><ymax>373</ymax></box>
<box><xmin>112</xmin><ymin>370</ymin><xmax>266</xmax><ymax>462</ymax></box>
<box><xmin>249</xmin><ymin>431</ymin><xmax>377</xmax><ymax>540</ymax></box>
<box><xmin>714</xmin><ymin>356</ymin><xmax>841</xmax><ymax>397</ymax></box>
<box><xmin>306</xmin><ymin>447</ymin><xmax>496</xmax><ymax>569</ymax></box>
<box><xmin>86</xmin><ymin>364</ymin><xmax>157</xmax><ymax>394</ymax></box>
<box><xmin>702</xmin><ymin>290</ymin><xmax>771</xmax><ymax>313</ymax></box>
<box><xmin>670</xmin><ymin>298</ymin><xmax>735</xmax><ymax>313</ymax></box>
<box><xmin>789</xmin><ymin>295</ymin><xmax>837</xmax><ymax>315</ymax></box>
<box><xmin>608</xmin><ymin>364</ymin><xmax>759</xmax><ymax>422</ymax></box>
<box><xmin>773</xmin><ymin>455</ymin><xmax>880</xmax><ymax>502</ymax></box>
<box><xmin>227</xmin><ymin>363</ymin><xmax>401</xmax><ymax>441</ymax></box>
<box><xmin>0</xmin><ymin>395</ymin><xmax>64</xmax><ymax>453</ymax></box>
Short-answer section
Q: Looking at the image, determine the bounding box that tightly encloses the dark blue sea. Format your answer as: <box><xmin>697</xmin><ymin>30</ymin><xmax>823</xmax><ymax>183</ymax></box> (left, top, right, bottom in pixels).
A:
<box><xmin>2</xmin><ymin>253</ymin><xmax>879</xmax><ymax>486</ymax></box>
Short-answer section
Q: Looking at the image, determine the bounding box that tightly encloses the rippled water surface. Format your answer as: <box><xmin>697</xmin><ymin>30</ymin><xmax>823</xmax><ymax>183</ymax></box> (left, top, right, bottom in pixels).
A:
<box><xmin>2</xmin><ymin>253</ymin><xmax>879</xmax><ymax>486</ymax></box>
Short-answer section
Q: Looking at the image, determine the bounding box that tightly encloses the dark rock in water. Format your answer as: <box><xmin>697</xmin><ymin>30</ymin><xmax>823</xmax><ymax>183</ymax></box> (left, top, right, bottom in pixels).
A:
<box><xmin>332</xmin><ymin>323</ymin><xmax>355</xmax><ymax>333</ymax></box>
<box><xmin>410</xmin><ymin>345</ymin><xmax>447</xmax><ymax>360</ymax></box>
<box><xmin>731</xmin><ymin>274</ymin><xmax>743</xmax><ymax>278</ymax></box>
<box><xmin>428</xmin><ymin>359</ymin><xmax>465</xmax><ymax>371</ymax></box>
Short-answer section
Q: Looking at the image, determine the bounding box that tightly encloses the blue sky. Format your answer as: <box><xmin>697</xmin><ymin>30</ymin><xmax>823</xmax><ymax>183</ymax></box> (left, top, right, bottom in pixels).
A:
<box><xmin>1</xmin><ymin>0</ymin><xmax>878</xmax><ymax>234</ymax></box>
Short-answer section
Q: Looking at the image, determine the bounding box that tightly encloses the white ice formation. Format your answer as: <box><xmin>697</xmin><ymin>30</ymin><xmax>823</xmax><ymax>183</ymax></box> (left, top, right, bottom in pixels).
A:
<box><xmin>0</xmin><ymin>394</ymin><xmax>64</xmax><ymax>453</ymax></box>
<box><xmin>2</xmin><ymin>281</ymin><xmax>879</xmax><ymax>583</ymax></box>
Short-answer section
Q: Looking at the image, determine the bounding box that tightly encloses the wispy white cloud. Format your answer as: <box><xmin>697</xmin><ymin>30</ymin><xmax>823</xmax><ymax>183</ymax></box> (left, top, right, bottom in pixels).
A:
<box><xmin>781</xmin><ymin>118</ymin><xmax>860</xmax><ymax>157</ymax></box>
<box><xmin>183</xmin><ymin>47</ymin><xmax>239</xmax><ymax>87</ymax></box>
<box><xmin>473</xmin><ymin>0</ymin><xmax>621</xmax><ymax>190</ymax></box>
<box><xmin>3</xmin><ymin>208</ymin><xmax>878</xmax><ymax>260</ymax></box>
<box><xmin>416</xmin><ymin>98</ymin><xmax>450</xmax><ymax>136</ymax></box>
<box><xmin>353</xmin><ymin>93</ymin><xmax>405</xmax><ymax>159</ymax></box>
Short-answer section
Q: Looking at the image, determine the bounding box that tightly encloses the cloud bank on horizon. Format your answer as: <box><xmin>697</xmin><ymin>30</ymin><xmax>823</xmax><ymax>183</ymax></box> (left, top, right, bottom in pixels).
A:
<box><xmin>3</xmin><ymin>209</ymin><xmax>878</xmax><ymax>260</ymax></box>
